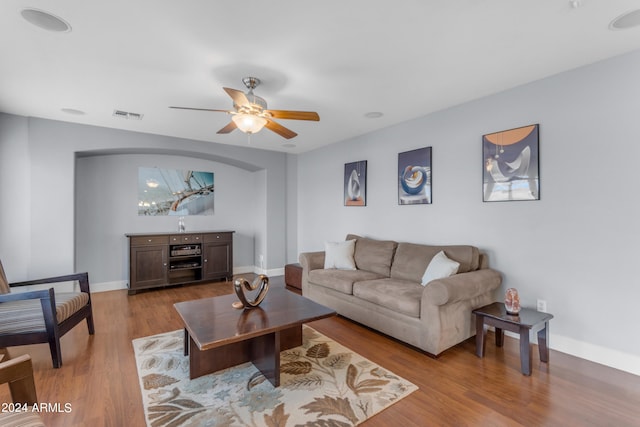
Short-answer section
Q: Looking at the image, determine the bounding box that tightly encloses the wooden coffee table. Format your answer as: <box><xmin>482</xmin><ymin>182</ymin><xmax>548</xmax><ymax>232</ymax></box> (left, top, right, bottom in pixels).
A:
<box><xmin>473</xmin><ymin>302</ymin><xmax>554</xmax><ymax>375</ymax></box>
<box><xmin>174</xmin><ymin>289</ymin><xmax>336</xmax><ymax>387</ymax></box>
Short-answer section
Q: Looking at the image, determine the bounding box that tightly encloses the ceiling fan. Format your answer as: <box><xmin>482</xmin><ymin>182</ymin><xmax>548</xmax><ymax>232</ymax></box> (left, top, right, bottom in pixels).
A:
<box><xmin>170</xmin><ymin>77</ymin><xmax>320</xmax><ymax>139</ymax></box>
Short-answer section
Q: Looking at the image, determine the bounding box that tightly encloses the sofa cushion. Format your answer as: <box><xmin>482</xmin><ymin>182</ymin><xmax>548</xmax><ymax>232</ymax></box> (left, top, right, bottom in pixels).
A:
<box><xmin>391</xmin><ymin>243</ymin><xmax>480</xmax><ymax>282</ymax></box>
<box><xmin>353</xmin><ymin>278</ymin><xmax>424</xmax><ymax>318</ymax></box>
<box><xmin>346</xmin><ymin>234</ymin><xmax>397</xmax><ymax>277</ymax></box>
<box><xmin>421</xmin><ymin>250</ymin><xmax>460</xmax><ymax>285</ymax></box>
<box><xmin>308</xmin><ymin>269</ymin><xmax>385</xmax><ymax>295</ymax></box>
<box><xmin>323</xmin><ymin>240</ymin><xmax>356</xmax><ymax>270</ymax></box>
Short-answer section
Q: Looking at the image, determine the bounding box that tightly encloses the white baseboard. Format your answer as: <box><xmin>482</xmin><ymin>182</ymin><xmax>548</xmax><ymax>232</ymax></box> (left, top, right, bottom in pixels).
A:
<box><xmin>264</xmin><ymin>267</ymin><xmax>284</xmax><ymax>277</ymax></box>
<box><xmin>550</xmin><ymin>333</ymin><xmax>640</xmax><ymax>377</ymax></box>
<box><xmin>233</xmin><ymin>266</ymin><xmax>284</xmax><ymax>276</ymax></box>
<box><xmin>91</xmin><ymin>266</ymin><xmax>285</xmax><ymax>293</ymax></box>
<box><xmin>502</xmin><ymin>330</ymin><xmax>640</xmax><ymax>377</ymax></box>
<box><xmin>233</xmin><ymin>265</ymin><xmax>256</xmax><ymax>275</ymax></box>
<box><xmin>91</xmin><ymin>280</ymin><xmax>128</xmax><ymax>293</ymax></box>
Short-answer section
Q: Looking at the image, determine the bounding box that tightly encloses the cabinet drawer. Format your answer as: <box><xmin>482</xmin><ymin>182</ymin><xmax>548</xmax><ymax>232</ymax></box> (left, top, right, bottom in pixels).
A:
<box><xmin>204</xmin><ymin>232</ymin><xmax>232</xmax><ymax>243</ymax></box>
<box><xmin>130</xmin><ymin>235</ymin><xmax>169</xmax><ymax>246</ymax></box>
<box><xmin>170</xmin><ymin>234</ymin><xmax>202</xmax><ymax>244</ymax></box>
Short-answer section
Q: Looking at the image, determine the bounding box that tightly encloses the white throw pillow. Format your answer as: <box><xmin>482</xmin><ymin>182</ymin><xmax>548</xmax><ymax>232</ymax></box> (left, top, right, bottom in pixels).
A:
<box><xmin>421</xmin><ymin>250</ymin><xmax>460</xmax><ymax>285</ymax></box>
<box><xmin>324</xmin><ymin>240</ymin><xmax>357</xmax><ymax>270</ymax></box>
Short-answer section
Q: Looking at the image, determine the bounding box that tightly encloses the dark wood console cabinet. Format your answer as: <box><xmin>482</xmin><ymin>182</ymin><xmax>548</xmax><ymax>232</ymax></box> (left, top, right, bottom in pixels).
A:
<box><xmin>126</xmin><ymin>231</ymin><xmax>234</xmax><ymax>294</ymax></box>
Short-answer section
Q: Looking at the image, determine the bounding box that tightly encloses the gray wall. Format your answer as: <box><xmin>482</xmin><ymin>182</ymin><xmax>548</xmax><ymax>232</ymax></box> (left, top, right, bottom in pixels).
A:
<box><xmin>285</xmin><ymin>153</ymin><xmax>298</xmax><ymax>264</ymax></box>
<box><xmin>0</xmin><ymin>114</ymin><xmax>31</xmax><ymax>278</ymax></box>
<box><xmin>75</xmin><ymin>154</ymin><xmax>262</xmax><ymax>285</ymax></box>
<box><xmin>297</xmin><ymin>49</ymin><xmax>640</xmax><ymax>374</ymax></box>
<box><xmin>0</xmin><ymin>116</ymin><xmax>289</xmax><ymax>285</ymax></box>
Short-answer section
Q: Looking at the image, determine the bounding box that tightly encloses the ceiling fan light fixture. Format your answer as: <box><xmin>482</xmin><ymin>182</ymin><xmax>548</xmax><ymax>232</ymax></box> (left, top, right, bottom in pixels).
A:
<box><xmin>171</xmin><ymin>76</ymin><xmax>318</xmax><ymax>140</ymax></box>
<box><xmin>232</xmin><ymin>114</ymin><xmax>267</xmax><ymax>134</ymax></box>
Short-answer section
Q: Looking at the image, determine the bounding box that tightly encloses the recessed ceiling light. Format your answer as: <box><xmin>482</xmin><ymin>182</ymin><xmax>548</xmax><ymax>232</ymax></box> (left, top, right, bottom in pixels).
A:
<box><xmin>610</xmin><ymin>9</ymin><xmax>640</xmax><ymax>30</ymax></box>
<box><xmin>364</xmin><ymin>112</ymin><xmax>383</xmax><ymax>119</ymax></box>
<box><xmin>61</xmin><ymin>108</ymin><xmax>85</xmax><ymax>115</ymax></box>
<box><xmin>20</xmin><ymin>8</ymin><xmax>72</xmax><ymax>33</ymax></box>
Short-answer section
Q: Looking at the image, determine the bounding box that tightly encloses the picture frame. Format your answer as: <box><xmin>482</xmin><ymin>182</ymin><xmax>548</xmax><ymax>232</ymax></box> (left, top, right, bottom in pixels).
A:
<box><xmin>344</xmin><ymin>160</ymin><xmax>367</xmax><ymax>206</ymax></box>
<box><xmin>138</xmin><ymin>167</ymin><xmax>215</xmax><ymax>215</ymax></box>
<box><xmin>483</xmin><ymin>124</ymin><xmax>540</xmax><ymax>202</ymax></box>
<box><xmin>398</xmin><ymin>147</ymin><xmax>432</xmax><ymax>205</ymax></box>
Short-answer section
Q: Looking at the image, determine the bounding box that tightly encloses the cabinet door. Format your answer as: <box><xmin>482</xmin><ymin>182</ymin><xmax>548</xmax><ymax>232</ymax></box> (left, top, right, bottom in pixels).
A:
<box><xmin>202</xmin><ymin>242</ymin><xmax>231</xmax><ymax>281</ymax></box>
<box><xmin>130</xmin><ymin>245</ymin><xmax>168</xmax><ymax>289</ymax></box>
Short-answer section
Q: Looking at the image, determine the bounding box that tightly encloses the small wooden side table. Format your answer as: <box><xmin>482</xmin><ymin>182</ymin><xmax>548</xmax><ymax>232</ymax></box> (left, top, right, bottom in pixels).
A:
<box><xmin>284</xmin><ymin>263</ymin><xmax>303</xmax><ymax>291</ymax></box>
<box><xmin>473</xmin><ymin>302</ymin><xmax>554</xmax><ymax>375</ymax></box>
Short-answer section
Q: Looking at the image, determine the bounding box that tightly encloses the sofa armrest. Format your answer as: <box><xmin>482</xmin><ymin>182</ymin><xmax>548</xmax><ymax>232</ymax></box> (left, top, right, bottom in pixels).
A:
<box><xmin>423</xmin><ymin>269</ymin><xmax>502</xmax><ymax>306</ymax></box>
<box><xmin>299</xmin><ymin>251</ymin><xmax>325</xmax><ymax>272</ymax></box>
<box><xmin>299</xmin><ymin>251</ymin><xmax>325</xmax><ymax>295</ymax></box>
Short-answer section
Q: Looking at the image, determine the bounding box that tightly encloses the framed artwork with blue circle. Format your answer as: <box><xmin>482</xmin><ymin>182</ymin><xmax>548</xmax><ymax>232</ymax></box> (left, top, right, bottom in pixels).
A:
<box><xmin>398</xmin><ymin>147</ymin><xmax>431</xmax><ymax>205</ymax></box>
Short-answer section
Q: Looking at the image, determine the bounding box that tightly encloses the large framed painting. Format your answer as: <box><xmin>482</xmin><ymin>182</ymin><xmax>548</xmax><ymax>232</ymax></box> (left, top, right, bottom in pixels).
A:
<box><xmin>398</xmin><ymin>147</ymin><xmax>431</xmax><ymax>205</ymax></box>
<box><xmin>483</xmin><ymin>124</ymin><xmax>539</xmax><ymax>202</ymax></box>
<box><xmin>344</xmin><ymin>160</ymin><xmax>367</xmax><ymax>206</ymax></box>
<box><xmin>138</xmin><ymin>167</ymin><xmax>214</xmax><ymax>216</ymax></box>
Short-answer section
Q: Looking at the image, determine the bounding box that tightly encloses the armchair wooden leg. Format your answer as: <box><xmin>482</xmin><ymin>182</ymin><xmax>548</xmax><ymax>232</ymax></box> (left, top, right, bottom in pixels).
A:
<box><xmin>86</xmin><ymin>313</ymin><xmax>95</xmax><ymax>335</ymax></box>
<box><xmin>48</xmin><ymin>338</ymin><xmax>62</xmax><ymax>369</ymax></box>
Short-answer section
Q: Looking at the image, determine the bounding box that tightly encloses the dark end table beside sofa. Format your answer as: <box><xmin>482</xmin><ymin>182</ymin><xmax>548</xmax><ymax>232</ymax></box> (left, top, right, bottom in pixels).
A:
<box><xmin>473</xmin><ymin>302</ymin><xmax>554</xmax><ymax>375</ymax></box>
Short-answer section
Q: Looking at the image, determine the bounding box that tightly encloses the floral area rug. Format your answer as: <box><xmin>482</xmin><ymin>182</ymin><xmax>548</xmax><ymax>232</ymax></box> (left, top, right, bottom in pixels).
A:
<box><xmin>133</xmin><ymin>326</ymin><xmax>417</xmax><ymax>426</ymax></box>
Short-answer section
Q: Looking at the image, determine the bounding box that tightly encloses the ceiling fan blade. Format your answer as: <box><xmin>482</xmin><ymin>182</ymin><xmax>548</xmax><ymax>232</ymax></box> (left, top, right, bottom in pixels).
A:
<box><xmin>266</xmin><ymin>110</ymin><xmax>320</xmax><ymax>121</ymax></box>
<box><xmin>265</xmin><ymin>119</ymin><xmax>297</xmax><ymax>139</ymax></box>
<box><xmin>223</xmin><ymin>88</ymin><xmax>250</xmax><ymax>107</ymax></box>
<box><xmin>217</xmin><ymin>121</ymin><xmax>237</xmax><ymax>134</ymax></box>
<box><xmin>169</xmin><ymin>106</ymin><xmax>230</xmax><ymax>113</ymax></box>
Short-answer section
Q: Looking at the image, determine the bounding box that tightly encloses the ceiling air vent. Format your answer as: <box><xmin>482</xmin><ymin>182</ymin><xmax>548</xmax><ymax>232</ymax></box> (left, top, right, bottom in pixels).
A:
<box><xmin>113</xmin><ymin>110</ymin><xmax>144</xmax><ymax>120</ymax></box>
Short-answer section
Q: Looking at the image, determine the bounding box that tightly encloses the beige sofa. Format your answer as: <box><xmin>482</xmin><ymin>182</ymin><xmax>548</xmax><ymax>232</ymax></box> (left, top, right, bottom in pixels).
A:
<box><xmin>299</xmin><ymin>234</ymin><xmax>502</xmax><ymax>356</ymax></box>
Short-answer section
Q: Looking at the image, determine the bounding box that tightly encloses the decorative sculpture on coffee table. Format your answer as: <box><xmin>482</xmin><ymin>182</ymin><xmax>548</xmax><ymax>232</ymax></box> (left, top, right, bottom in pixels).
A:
<box><xmin>504</xmin><ymin>288</ymin><xmax>521</xmax><ymax>315</ymax></box>
<box><xmin>232</xmin><ymin>275</ymin><xmax>270</xmax><ymax>309</ymax></box>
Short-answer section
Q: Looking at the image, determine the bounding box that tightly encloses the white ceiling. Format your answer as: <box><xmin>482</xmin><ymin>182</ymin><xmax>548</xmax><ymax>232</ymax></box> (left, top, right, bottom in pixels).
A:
<box><xmin>1</xmin><ymin>1</ymin><xmax>640</xmax><ymax>153</ymax></box>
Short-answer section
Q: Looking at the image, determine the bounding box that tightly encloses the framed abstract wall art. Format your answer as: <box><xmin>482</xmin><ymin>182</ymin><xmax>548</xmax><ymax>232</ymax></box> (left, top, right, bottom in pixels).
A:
<box><xmin>344</xmin><ymin>160</ymin><xmax>367</xmax><ymax>206</ymax></box>
<box><xmin>138</xmin><ymin>167</ymin><xmax>214</xmax><ymax>216</ymax></box>
<box><xmin>398</xmin><ymin>147</ymin><xmax>431</xmax><ymax>205</ymax></box>
<box><xmin>483</xmin><ymin>124</ymin><xmax>539</xmax><ymax>202</ymax></box>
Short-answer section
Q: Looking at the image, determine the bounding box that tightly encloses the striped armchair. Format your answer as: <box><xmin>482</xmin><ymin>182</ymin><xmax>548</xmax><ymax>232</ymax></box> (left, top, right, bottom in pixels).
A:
<box><xmin>0</xmin><ymin>260</ymin><xmax>95</xmax><ymax>368</ymax></box>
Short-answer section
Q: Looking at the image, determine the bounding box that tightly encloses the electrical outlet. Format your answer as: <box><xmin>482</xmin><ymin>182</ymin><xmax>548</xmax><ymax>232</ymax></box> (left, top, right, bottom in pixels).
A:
<box><xmin>537</xmin><ymin>299</ymin><xmax>547</xmax><ymax>313</ymax></box>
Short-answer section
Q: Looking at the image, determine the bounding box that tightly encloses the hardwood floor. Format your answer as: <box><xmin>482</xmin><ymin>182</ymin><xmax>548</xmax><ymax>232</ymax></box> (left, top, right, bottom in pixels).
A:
<box><xmin>1</xmin><ymin>276</ymin><xmax>639</xmax><ymax>426</ymax></box>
